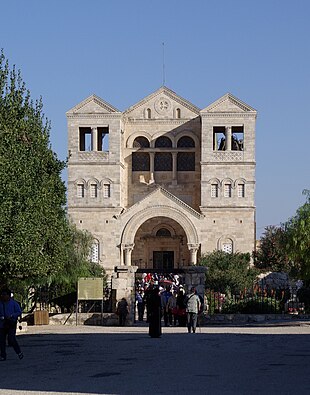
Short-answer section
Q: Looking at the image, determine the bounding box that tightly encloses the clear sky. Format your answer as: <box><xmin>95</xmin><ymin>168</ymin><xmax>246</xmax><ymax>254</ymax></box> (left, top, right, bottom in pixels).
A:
<box><xmin>1</xmin><ymin>0</ymin><xmax>309</xmax><ymax>237</ymax></box>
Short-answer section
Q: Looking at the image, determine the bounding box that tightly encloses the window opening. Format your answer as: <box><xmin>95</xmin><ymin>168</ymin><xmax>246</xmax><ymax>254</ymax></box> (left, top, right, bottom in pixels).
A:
<box><xmin>97</xmin><ymin>127</ymin><xmax>109</xmax><ymax>151</ymax></box>
<box><xmin>237</xmin><ymin>184</ymin><xmax>245</xmax><ymax>197</ymax></box>
<box><xmin>154</xmin><ymin>152</ymin><xmax>172</xmax><ymax>171</ymax></box>
<box><xmin>213</xmin><ymin>127</ymin><xmax>226</xmax><ymax>150</ymax></box>
<box><xmin>90</xmin><ymin>241</ymin><xmax>99</xmax><ymax>263</ymax></box>
<box><xmin>177</xmin><ymin>152</ymin><xmax>195</xmax><ymax>171</ymax></box>
<box><xmin>103</xmin><ymin>184</ymin><xmax>111</xmax><ymax>198</ymax></box>
<box><xmin>156</xmin><ymin>228</ymin><xmax>172</xmax><ymax>237</ymax></box>
<box><xmin>90</xmin><ymin>184</ymin><xmax>98</xmax><ymax>198</ymax></box>
<box><xmin>177</xmin><ymin>136</ymin><xmax>195</xmax><ymax>148</ymax></box>
<box><xmin>155</xmin><ymin>136</ymin><xmax>172</xmax><ymax>148</ymax></box>
<box><xmin>146</xmin><ymin>108</ymin><xmax>151</xmax><ymax>119</ymax></box>
<box><xmin>211</xmin><ymin>184</ymin><xmax>219</xmax><ymax>198</ymax></box>
<box><xmin>222</xmin><ymin>242</ymin><xmax>233</xmax><ymax>254</ymax></box>
<box><xmin>224</xmin><ymin>184</ymin><xmax>232</xmax><ymax>198</ymax></box>
<box><xmin>176</xmin><ymin>108</ymin><xmax>181</xmax><ymax>119</ymax></box>
<box><xmin>132</xmin><ymin>152</ymin><xmax>150</xmax><ymax>171</ymax></box>
<box><xmin>231</xmin><ymin>126</ymin><xmax>244</xmax><ymax>151</ymax></box>
<box><xmin>79</xmin><ymin>127</ymin><xmax>92</xmax><ymax>151</ymax></box>
<box><xmin>77</xmin><ymin>183</ymin><xmax>85</xmax><ymax>198</ymax></box>
<box><xmin>133</xmin><ymin>136</ymin><xmax>150</xmax><ymax>148</ymax></box>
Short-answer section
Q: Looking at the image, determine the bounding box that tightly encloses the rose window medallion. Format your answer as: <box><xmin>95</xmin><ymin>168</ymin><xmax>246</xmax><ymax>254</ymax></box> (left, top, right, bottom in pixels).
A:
<box><xmin>155</xmin><ymin>97</ymin><xmax>171</xmax><ymax>114</ymax></box>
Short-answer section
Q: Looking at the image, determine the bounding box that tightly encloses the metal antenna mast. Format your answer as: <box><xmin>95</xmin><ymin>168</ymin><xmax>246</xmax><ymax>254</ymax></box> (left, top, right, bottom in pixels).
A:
<box><xmin>162</xmin><ymin>42</ymin><xmax>165</xmax><ymax>86</ymax></box>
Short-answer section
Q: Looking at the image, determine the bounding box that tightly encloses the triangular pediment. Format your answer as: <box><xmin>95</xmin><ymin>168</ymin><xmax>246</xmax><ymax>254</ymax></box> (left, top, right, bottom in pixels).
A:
<box><xmin>123</xmin><ymin>86</ymin><xmax>200</xmax><ymax>119</ymax></box>
<box><xmin>120</xmin><ymin>186</ymin><xmax>202</xmax><ymax>220</ymax></box>
<box><xmin>66</xmin><ymin>94</ymin><xmax>120</xmax><ymax>115</ymax></box>
<box><xmin>201</xmin><ymin>93</ymin><xmax>256</xmax><ymax>113</ymax></box>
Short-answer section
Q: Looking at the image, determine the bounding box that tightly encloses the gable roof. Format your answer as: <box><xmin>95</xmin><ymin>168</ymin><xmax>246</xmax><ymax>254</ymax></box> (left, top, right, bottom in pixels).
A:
<box><xmin>120</xmin><ymin>185</ymin><xmax>203</xmax><ymax>220</ymax></box>
<box><xmin>66</xmin><ymin>94</ymin><xmax>120</xmax><ymax>115</ymax></box>
<box><xmin>123</xmin><ymin>86</ymin><xmax>201</xmax><ymax>115</ymax></box>
<box><xmin>201</xmin><ymin>93</ymin><xmax>257</xmax><ymax>113</ymax></box>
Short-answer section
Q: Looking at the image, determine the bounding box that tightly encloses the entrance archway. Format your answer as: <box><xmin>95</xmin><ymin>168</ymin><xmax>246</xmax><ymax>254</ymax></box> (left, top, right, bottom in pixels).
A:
<box><xmin>120</xmin><ymin>206</ymin><xmax>200</xmax><ymax>267</ymax></box>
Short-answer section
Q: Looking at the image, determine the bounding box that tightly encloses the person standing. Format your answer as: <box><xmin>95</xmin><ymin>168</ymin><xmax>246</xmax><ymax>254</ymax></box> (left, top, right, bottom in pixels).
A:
<box><xmin>0</xmin><ymin>288</ymin><xmax>23</xmax><ymax>361</ymax></box>
<box><xmin>185</xmin><ymin>287</ymin><xmax>201</xmax><ymax>334</ymax></box>
<box><xmin>147</xmin><ymin>287</ymin><xmax>162</xmax><ymax>338</ymax></box>
<box><xmin>166</xmin><ymin>292</ymin><xmax>177</xmax><ymax>326</ymax></box>
<box><xmin>135</xmin><ymin>289</ymin><xmax>145</xmax><ymax>322</ymax></box>
<box><xmin>117</xmin><ymin>298</ymin><xmax>129</xmax><ymax>326</ymax></box>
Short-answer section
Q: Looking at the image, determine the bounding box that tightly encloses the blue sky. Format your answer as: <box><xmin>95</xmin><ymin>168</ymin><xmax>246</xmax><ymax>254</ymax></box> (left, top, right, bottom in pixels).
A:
<box><xmin>1</xmin><ymin>0</ymin><xmax>309</xmax><ymax>237</ymax></box>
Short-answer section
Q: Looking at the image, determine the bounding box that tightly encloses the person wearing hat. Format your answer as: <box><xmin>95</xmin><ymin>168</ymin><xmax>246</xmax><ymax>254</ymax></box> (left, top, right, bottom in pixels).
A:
<box><xmin>0</xmin><ymin>288</ymin><xmax>23</xmax><ymax>361</ymax></box>
<box><xmin>185</xmin><ymin>287</ymin><xmax>201</xmax><ymax>334</ymax></box>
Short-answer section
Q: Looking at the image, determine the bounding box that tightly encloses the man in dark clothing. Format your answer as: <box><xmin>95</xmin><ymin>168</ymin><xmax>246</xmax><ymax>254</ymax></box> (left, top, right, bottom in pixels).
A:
<box><xmin>0</xmin><ymin>288</ymin><xmax>23</xmax><ymax>361</ymax></box>
<box><xmin>117</xmin><ymin>298</ymin><xmax>129</xmax><ymax>326</ymax></box>
<box><xmin>147</xmin><ymin>287</ymin><xmax>162</xmax><ymax>338</ymax></box>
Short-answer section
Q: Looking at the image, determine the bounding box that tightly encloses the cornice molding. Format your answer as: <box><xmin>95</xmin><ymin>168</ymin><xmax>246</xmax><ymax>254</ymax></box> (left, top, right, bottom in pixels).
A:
<box><xmin>67</xmin><ymin>114</ymin><xmax>121</xmax><ymax>119</ymax></box>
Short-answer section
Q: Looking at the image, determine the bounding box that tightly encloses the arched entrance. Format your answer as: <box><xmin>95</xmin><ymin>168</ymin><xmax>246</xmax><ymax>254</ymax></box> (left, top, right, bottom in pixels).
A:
<box><xmin>120</xmin><ymin>206</ymin><xmax>200</xmax><ymax>267</ymax></box>
<box><xmin>131</xmin><ymin>216</ymin><xmax>188</xmax><ymax>270</ymax></box>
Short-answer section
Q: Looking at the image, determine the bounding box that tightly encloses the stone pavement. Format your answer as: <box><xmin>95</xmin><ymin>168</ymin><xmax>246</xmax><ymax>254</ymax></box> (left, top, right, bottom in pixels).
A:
<box><xmin>1</xmin><ymin>323</ymin><xmax>310</xmax><ymax>395</ymax></box>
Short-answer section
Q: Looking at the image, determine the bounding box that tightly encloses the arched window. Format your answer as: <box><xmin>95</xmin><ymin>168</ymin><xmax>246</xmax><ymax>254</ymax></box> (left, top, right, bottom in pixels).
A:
<box><xmin>211</xmin><ymin>184</ymin><xmax>219</xmax><ymax>198</ymax></box>
<box><xmin>90</xmin><ymin>183</ymin><xmax>98</xmax><ymax>198</ymax></box>
<box><xmin>154</xmin><ymin>152</ymin><xmax>172</xmax><ymax>171</ymax></box>
<box><xmin>177</xmin><ymin>152</ymin><xmax>195</xmax><ymax>171</ymax></box>
<box><xmin>133</xmin><ymin>136</ymin><xmax>150</xmax><ymax>148</ymax></box>
<box><xmin>221</xmin><ymin>239</ymin><xmax>233</xmax><ymax>254</ymax></box>
<box><xmin>237</xmin><ymin>183</ymin><xmax>245</xmax><ymax>198</ymax></box>
<box><xmin>90</xmin><ymin>240</ymin><xmax>99</xmax><ymax>263</ymax></box>
<box><xmin>177</xmin><ymin>136</ymin><xmax>195</xmax><ymax>148</ymax></box>
<box><xmin>224</xmin><ymin>183</ymin><xmax>232</xmax><ymax>198</ymax></box>
<box><xmin>176</xmin><ymin>108</ymin><xmax>181</xmax><ymax>119</ymax></box>
<box><xmin>156</xmin><ymin>228</ymin><xmax>172</xmax><ymax>237</ymax></box>
<box><xmin>103</xmin><ymin>183</ymin><xmax>111</xmax><ymax>198</ymax></box>
<box><xmin>155</xmin><ymin>136</ymin><xmax>172</xmax><ymax>148</ymax></box>
<box><xmin>77</xmin><ymin>183</ymin><xmax>85</xmax><ymax>198</ymax></box>
<box><xmin>132</xmin><ymin>152</ymin><xmax>150</xmax><ymax>171</ymax></box>
<box><xmin>146</xmin><ymin>108</ymin><xmax>151</xmax><ymax>119</ymax></box>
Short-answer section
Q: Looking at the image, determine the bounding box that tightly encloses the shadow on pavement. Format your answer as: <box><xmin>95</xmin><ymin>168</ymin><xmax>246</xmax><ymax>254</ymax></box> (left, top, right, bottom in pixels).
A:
<box><xmin>1</xmin><ymin>331</ymin><xmax>310</xmax><ymax>394</ymax></box>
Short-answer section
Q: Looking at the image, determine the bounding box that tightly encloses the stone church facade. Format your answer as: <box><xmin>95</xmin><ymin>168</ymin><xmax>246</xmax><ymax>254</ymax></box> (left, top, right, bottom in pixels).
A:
<box><xmin>66</xmin><ymin>86</ymin><xmax>257</xmax><ymax>282</ymax></box>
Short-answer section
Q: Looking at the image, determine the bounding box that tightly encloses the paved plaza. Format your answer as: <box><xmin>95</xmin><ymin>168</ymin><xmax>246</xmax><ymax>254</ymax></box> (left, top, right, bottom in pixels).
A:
<box><xmin>1</xmin><ymin>323</ymin><xmax>310</xmax><ymax>395</ymax></box>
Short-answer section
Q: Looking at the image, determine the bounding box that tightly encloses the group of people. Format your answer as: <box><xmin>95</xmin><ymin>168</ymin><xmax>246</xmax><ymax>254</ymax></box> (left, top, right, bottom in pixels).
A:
<box><xmin>117</xmin><ymin>284</ymin><xmax>203</xmax><ymax>337</ymax></box>
<box><xmin>146</xmin><ymin>286</ymin><xmax>202</xmax><ymax>337</ymax></box>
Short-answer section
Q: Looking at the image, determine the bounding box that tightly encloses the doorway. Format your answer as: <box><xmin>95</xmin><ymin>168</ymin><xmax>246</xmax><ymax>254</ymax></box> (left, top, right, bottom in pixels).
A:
<box><xmin>153</xmin><ymin>251</ymin><xmax>174</xmax><ymax>270</ymax></box>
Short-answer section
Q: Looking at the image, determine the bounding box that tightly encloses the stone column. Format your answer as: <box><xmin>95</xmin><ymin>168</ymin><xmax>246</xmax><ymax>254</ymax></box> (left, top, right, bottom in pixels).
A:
<box><xmin>172</xmin><ymin>152</ymin><xmax>177</xmax><ymax>185</ymax></box>
<box><xmin>188</xmin><ymin>243</ymin><xmax>200</xmax><ymax>265</ymax></box>
<box><xmin>111</xmin><ymin>266</ymin><xmax>138</xmax><ymax>324</ymax></box>
<box><xmin>225</xmin><ymin>126</ymin><xmax>232</xmax><ymax>151</ymax></box>
<box><xmin>124</xmin><ymin>244</ymin><xmax>134</xmax><ymax>266</ymax></box>
<box><xmin>149</xmin><ymin>152</ymin><xmax>155</xmax><ymax>183</ymax></box>
<box><xmin>91</xmin><ymin>127</ymin><xmax>98</xmax><ymax>151</ymax></box>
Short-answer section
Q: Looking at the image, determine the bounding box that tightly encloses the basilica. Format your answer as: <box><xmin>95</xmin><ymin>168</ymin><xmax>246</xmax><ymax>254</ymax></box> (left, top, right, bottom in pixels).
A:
<box><xmin>66</xmin><ymin>86</ymin><xmax>257</xmax><ymax>279</ymax></box>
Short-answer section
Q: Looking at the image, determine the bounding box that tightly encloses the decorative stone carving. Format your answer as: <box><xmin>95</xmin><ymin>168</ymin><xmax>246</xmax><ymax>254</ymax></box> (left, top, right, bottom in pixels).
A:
<box><xmin>155</xmin><ymin>97</ymin><xmax>171</xmax><ymax>114</ymax></box>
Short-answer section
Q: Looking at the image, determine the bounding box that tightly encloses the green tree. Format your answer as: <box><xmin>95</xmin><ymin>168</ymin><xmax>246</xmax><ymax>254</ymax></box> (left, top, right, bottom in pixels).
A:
<box><xmin>0</xmin><ymin>51</ymin><xmax>69</xmax><ymax>282</ymax></box>
<box><xmin>48</xmin><ymin>222</ymin><xmax>106</xmax><ymax>297</ymax></box>
<box><xmin>253</xmin><ymin>225</ymin><xmax>291</xmax><ymax>273</ymax></box>
<box><xmin>283</xmin><ymin>189</ymin><xmax>310</xmax><ymax>280</ymax></box>
<box><xmin>199</xmin><ymin>250</ymin><xmax>258</xmax><ymax>293</ymax></box>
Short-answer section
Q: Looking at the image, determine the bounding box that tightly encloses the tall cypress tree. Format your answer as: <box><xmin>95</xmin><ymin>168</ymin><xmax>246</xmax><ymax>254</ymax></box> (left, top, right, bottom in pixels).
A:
<box><xmin>0</xmin><ymin>51</ymin><xmax>69</xmax><ymax>282</ymax></box>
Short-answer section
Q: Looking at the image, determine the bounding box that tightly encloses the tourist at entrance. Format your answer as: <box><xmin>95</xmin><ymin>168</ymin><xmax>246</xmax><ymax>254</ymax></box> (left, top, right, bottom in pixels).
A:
<box><xmin>185</xmin><ymin>287</ymin><xmax>201</xmax><ymax>334</ymax></box>
<box><xmin>147</xmin><ymin>287</ymin><xmax>162</xmax><ymax>338</ymax></box>
<box><xmin>135</xmin><ymin>289</ymin><xmax>145</xmax><ymax>321</ymax></box>
<box><xmin>160</xmin><ymin>287</ymin><xmax>172</xmax><ymax>326</ymax></box>
<box><xmin>166</xmin><ymin>292</ymin><xmax>177</xmax><ymax>326</ymax></box>
<box><xmin>176</xmin><ymin>288</ymin><xmax>187</xmax><ymax>326</ymax></box>
<box><xmin>0</xmin><ymin>288</ymin><xmax>23</xmax><ymax>361</ymax></box>
<box><xmin>116</xmin><ymin>298</ymin><xmax>129</xmax><ymax>326</ymax></box>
